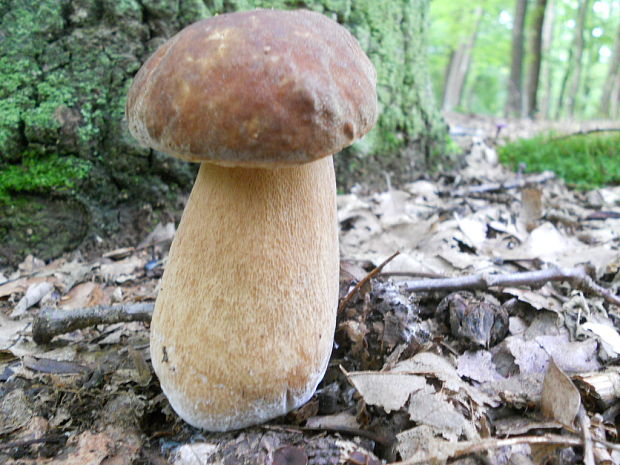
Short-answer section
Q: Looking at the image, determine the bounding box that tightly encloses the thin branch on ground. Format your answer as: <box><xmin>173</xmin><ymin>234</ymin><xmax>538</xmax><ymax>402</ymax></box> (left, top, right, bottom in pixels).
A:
<box><xmin>450</xmin><ymin>171</ymin><xmax>555</xmax><ymax>196</ymax></box>
<box><xmin>0</xmin><ymin>435</ymin><xmax>65</xmax><ymax>451</ymax></box>
<box><xmin>338</xmin><ymin>251</ymin><xmax>400</xmax><ymax>313</ymax></box>
<box><xmin>32</xmin><ymin>302</ymin><xmax>154</xmax><ymax>344</ymax></box>
<box><xmin>388</xmin><ymin>432</ymin><xmax>620</xmax><ymax>465</ymax></box>
<box><xmin>551</xmin><ymin>127</ymin><xmax>620</xmax><ymax>141</ymax></box>
<box><xmin>380</xmin><ymin>271</ymin><xmax>446</xmax><ymax>279</ymax></box>
<box><xmin>400</xmin><ymin>265</ymin><xmax>620</xmax><ymax>307</ymax></box>
<box><xmin>32</xmin><ymin>264</ymin><xmax>618</xmax><ymax>344</ymax></box>
<box><xmin>577</xmin><ymin>405</ymin><xmax>595</xmax><ymax>465</ymax></box>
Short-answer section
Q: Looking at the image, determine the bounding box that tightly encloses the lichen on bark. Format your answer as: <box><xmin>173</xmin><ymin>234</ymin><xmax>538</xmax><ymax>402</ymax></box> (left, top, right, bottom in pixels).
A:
<box><xmin>0</xmin><ymin>0</ymin><xmax>445</xmax><ymax>265</ymax></box>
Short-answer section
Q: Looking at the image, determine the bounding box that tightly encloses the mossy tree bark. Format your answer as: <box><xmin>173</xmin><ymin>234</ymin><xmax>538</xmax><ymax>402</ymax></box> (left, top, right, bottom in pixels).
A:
<box><xmin>0</xmin><ymin>0</ymin><xmax>445</xmax><ymax>266</ymax></box>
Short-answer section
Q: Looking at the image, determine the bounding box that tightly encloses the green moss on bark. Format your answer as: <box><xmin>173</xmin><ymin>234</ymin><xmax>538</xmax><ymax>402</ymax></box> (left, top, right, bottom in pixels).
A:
<box><xmin>1</xmin><ymin>0</ymin><xmax>445</xmax><ymax>265</ymax></box>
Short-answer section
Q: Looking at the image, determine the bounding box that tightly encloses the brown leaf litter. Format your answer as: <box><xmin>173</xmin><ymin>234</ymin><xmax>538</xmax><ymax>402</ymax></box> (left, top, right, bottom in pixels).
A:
<box><xmin>1</xmin><ymin>138</ymin><xmax>619</xmax><ymax>464</ymax></box>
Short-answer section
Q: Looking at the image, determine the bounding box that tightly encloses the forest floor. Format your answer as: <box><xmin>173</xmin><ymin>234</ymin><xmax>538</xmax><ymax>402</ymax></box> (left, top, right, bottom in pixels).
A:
<box><xmin>1</xmin><ymin>118</ymin><xmax>620</xmax><ymax>464</ymax></box>
<box><xmin>444</xmin><ymin>111</ymin><xmax>620</xmax><ymax>144</ymax></box>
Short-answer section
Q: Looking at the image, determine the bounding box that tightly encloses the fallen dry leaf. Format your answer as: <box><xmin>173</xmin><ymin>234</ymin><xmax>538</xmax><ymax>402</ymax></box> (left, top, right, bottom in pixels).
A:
<box><xmin>173</xmin><ymin>444</ymin><xmax>218</xmax><ymax>465</ymax></box>
<box><xmin>137</xmin><ymin>221</ymin><xmax>175</xmax><ymax>249</ymax></box>
<box><xmin>519</xmin><ymin>187</ymin><xmax>543</xmax><ymax>232</ymax></box>
<box><xmin>345</xmin><ymin>370</ymin><xmax>427</xmax><ymax>413</ymax></box>
<box><xmin>11</xmin><ymin>281</ymin><xmax>55</xmax><ymax>317</ymax></box>
<box><xmin>393</xmin><ymin>352</ymin><xmax>494</xmax><ymax>407</ymax></box>
<box><xmin>98</xmin><ymin>256</ymin><xmax>145</xmax><ymax>283</ymax></box>
<box><xmin>17</xmin><ymin>255</ymin><xmax>45</xmax><ymax>273</ymax></box>
<box><xmin>457</xmin><ymin>350</ymin><xmax>504</xmax><ymax>383</ymax></box>
<box><xmin>581</xmin><ymin>321</ymin><xmax>620</xmax><ymax>357</ymax></box>
<box><xmin>60</xmin><ymin>282</ymin><xmax>105</xmax><ymax>310</ymax></box>
<box><xmin>540</xmin><ymin>358</ymin><xmax>581</xmax><ymax>426</ymax></box>
<box><xmin>396</xmin><ymin>425</ymin><xmax>457</xmax><ymax>464</ymax></box>
<box><xmin>407</xmin><ymin>388</ymin><xmax>478</xmax><ymax>440</ymax></box>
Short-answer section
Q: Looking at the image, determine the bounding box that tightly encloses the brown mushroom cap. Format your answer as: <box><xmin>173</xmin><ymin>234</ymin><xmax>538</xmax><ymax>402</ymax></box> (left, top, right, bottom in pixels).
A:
<box><xmin>126</xmin><ymin>9</ymin><xmax>377</xmax><ymax>167</ymax></box>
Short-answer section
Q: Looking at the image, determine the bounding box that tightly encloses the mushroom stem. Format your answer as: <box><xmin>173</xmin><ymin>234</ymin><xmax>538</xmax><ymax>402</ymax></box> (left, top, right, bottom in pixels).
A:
<box><xmin>150</xmin><ymin>156</ymin><xmax>339</xmax><ymax>431</ymax></box>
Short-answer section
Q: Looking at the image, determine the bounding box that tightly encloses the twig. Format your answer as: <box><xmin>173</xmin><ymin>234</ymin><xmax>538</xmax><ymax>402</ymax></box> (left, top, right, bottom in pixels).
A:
<box><xmin>551</xmin><ymin>128</ymin><xmax>620</xmax><ymax>141</ymax></box>
<box><xmin>585</xmin><ymin>211</ymin><xmax>620</xmax><ymax>220</ymax></box>
<box><xmin>577</xmin><ymin>405</ymin><xmax>595</xmax><ymax>465</ymax></box>
<box><xmin>402</xmin><ymin>266</ymin><xmax>620</xmax><ymax>307</ymax></box>
<box><xmin>450</xmin><ymin>171</ymin><xmax>555</xmax><ymax>196</ymax></box>
<box><xmin>338</xmin><ymin>251</ymin><xmax>400</xmax><ymax>314</ymax></box>
<box><xmin>380</xmin><ymin>271</ymin><xmax>446</xmax><ymax>279</ymax></box>
<box><xmin>32</xmin><ymin>302</ymin><xmax>154</xmax><ymax>344</ymax></box>
<box><xmin>0</xmin><ymin>434</ymin><xmax>65</xmax><ymax>450</ymax></box>
<box><xmin>388</xmin><ymin>432</ymin><xmax>620</xmax><ymax>465</ymax></box>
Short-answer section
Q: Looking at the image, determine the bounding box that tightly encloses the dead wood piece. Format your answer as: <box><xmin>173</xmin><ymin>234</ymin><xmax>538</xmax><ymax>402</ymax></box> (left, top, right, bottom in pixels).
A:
<box><xmin>32</xmin><ymin>303</ymin><xmax>154</xmax><ymax>344</ymax></box>
<box><xmin>403</xmin><ymin>266</ymin><xmax>620</xmax><ymax>307</ymax></box>
<box><xmin>551</xmin><ymin>127</ymin><xmax>620</xmax><ymax>141</ymax></box>
<box><xmin>577</xmin><ymin>406</ymin><xmax>595</xmax><ymax>465</ymax></box>
<box><xmin>450</xmin><ymin>171</ymin><xmax>555</xmax><ymax>196</ymax></box>
<box><xmin>573</xmin><ymin>368</ymin><xmax>620</xmax><ymax>410</ymax></box>
<box><xmin>0</xmin><ymin>435</ymin><xmax>65</xmax><ymax>451</ymax></box>
<box><xmin>585</xmin><ymin>211</ymin><xmax>620</xmax><ymax>220</ymax></box>
<box><xmin>389</xmin><ymin>433</ymin><xmax>620</xmax><ymax>465</ymax></box>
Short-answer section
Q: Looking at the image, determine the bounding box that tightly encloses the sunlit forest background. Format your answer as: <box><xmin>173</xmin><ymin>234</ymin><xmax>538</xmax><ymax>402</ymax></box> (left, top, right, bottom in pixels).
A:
<box><xmin>429</xmin><ymin>0</ymin><xmax>620</xmax><ymax>119</ymax></box>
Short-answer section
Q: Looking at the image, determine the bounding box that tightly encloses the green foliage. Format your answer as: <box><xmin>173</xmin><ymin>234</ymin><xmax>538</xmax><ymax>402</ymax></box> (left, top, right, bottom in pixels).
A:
<box><xmin>429</xmin><ymin>0</ymin><xmax>510</xmax><ymax>114</ymax></box>
<box><xmin>429</xmin><ymin>0</ymin><xmax>620</xmax><ymax>118</ymax></box>
<box><xmin>1</xmin><ymin>0</ymin><xmax>444</xmax><ymax>170</ymax></box>
<box><xmin>499</xmin><ymin>131</ymin><xmax>620</xmax><ymax>189</ymax></box>
<box><xmin>0</xmin><ymin>154</ymin><xmax>92</xmax><ymax>203</ymax></box>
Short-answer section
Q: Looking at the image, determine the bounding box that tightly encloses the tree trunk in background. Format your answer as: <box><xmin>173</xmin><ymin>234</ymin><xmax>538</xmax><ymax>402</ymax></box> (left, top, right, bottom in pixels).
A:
<box><xmin>525</xmin><ymin>0</ymin><xmax>548</xmax><ymax>118</ymax></box>
<box><xmin>612</xmin><ymin>75</ymin><xmax>620</xmax><ymax>118</ymax></box>
<box><xmin>600</xmin><ymin>18</ymin><xmax>620</xmax><ymax>117</ymax></box>
<box><xmin>505</xmin><ymin>0</ymin><xmax>529</xmax><ymax>117</ymax></box>
<box><xmin>557</xmin><ymin>0</ymin><xmax>591</xmax><ymax>118</ymax></box>
<box><xmin>540</xmin><ymin>0</ymin><xmax>556</xmax><ymax>118</ymax></box>
<box><xmin>567</xmin><ymin>0</ymin><xmax>591</xmax><ymax>117</ymax></box>
<box><xmin>0</xmin><ymin>0</ymin><xmax>445</xmax><ymax>266</ymax></box>
<box><xmin>580</xmin><ymin>46</ymin><xmax>595</xmax><ymax>115</ymax></box>
<box><xmin>441</xmin><ymin>7</ymin><xmax>483</xmax><ymax>113</ymax></box>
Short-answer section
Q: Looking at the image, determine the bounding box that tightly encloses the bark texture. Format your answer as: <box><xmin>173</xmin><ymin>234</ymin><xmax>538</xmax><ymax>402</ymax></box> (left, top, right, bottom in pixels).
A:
<box><xmin>505</xmin><ymin>0</ymin><xmax>529</xmax><ymax>117</ymax></box>
<box><xmin>441</xmin><ymin>8</ymin><xmax>483</xmax><ymax>113</ymax></box>
<box><xmin>566</xmin><ymin>0</ymin><xmax>591</xmax><ymax>117</ymax></box>
<box><xmin>0</xmin><ymin>0</ymin><xmax>445</xmax><ymax>266</ymax></box>
<box><xmin>600</xmin><ymin>18</ymin><xmax>620</xmax><ymax>117</ymax></box>
<box><xmin>525</xmin><ymin>0</ymin><xmax>548</xmax><ymax>118</ymax></box>
<box><xmin>556</xmin><ymin>0</ymin><xmax>591</xmax><ymax>118</ymax></box>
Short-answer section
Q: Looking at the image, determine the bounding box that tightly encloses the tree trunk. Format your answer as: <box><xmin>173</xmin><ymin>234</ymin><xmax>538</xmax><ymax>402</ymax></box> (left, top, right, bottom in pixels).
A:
<box><xmin>566</xmin><ymin>0</ymin><xmax>591</xmax><ymax>117</ymax></box>
<box><xmin>441</xmin><ymin>7</ymin><xmax>484</xmax><ymax>113</ymax></box>
<box><xmin>0</xmin><ymin>0</ymin><xmax>445</xmax><ymax>267</ymax></box>
<box><xmin>580</xmin><ymin>46</ymin><xmax>595</xmax><ymax>115</ymax></box>
<box><xmin>557</xmin><ymin>0</ymin><xmax>591</xmax><ymax>118</ymax></box>
<box><xmin>505</xmin><ymin>0</ymin><xmax>529</xmax><ymax>117</ymax></box>
<box><xmin>525</xmin><ymin>0</ymin><xmax>548</xmax><ymax>118</ymax></box>
<box><xmin>600</xmin><ymin>18</ymin><xmax>620</xmax><ymax>117</ymax></box>
<box><xmin>612</xmin><ymin>74</ymin><xmax>620</xmax><ymax>118</ymax></box>
<box><xmin>540</xmin><ymin>0</ymin><xmax>556</xmax><ymax>118</ymax></box>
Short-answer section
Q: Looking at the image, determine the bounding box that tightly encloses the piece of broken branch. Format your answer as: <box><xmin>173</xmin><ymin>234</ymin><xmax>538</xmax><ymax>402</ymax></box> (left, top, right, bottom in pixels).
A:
<box><xmin>402</xmin><ymin>265</ymin><xmax>620</xmax><ymax>307</ymax></box>
<box><xmin>33</xmin><ymin>302</ymin><xmax>154</xmax><ymax>344</ymax></box>
<box><xmin>31</xmin><ymin>265</ymin><xmax>618</xmax><ymax>345</ymax></box>
<box><xmin>450</xmin><ymin>171</ymin><xmax>555</xmax><ymax>196</ymax></box>
<box><xmin>388</xmin><ymin>433</ymin><xmax>620</xmax><ymax>465</ymax></box>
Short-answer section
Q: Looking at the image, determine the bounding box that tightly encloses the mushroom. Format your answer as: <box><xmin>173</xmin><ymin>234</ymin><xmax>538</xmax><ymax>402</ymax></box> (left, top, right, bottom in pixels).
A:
<box><xmin>126</xmin><ymin>9</ymin><xmax>377</xmax><ymax>431</ymax></box>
